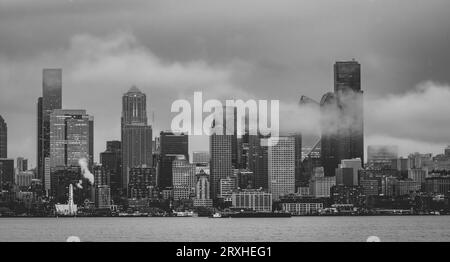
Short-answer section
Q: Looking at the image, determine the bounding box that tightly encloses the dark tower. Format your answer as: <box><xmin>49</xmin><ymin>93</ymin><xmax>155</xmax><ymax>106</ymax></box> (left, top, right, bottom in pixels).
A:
<box><xmin>0</xmin><ymin>115</ymin><xmax>7</xmax><ymax>158</ymax></box>
<box><xmin>121</xmin><ymin>86</ymin><xmax>153</xmax><ymax>191</ymax></box>
<box><xmin>37</xmin><ymin>69</ymin><xmax>62</xmax><ymax>189</ymax></box>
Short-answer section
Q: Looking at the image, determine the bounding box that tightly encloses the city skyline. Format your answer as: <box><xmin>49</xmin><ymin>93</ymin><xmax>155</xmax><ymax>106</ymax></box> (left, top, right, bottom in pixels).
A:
<box><xmin>2</xmin><ymin>0</ymin><xmax>450</xmax><ymax>165</ymax></box>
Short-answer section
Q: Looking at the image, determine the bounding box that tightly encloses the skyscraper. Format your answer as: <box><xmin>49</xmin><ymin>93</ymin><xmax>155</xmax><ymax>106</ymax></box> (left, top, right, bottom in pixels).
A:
<box><xmin>48</xmin><ymin>109</ymin><xmax>93</xmax><ymax>194</ymax></box>
<box><xmin>100</xmin><ymin>141</ymin><xmax>122</xmax><ymax>201</ymax></box>
<box><xmin>248</xmin><ymin>135</ymin><xmax>269</xmax><ymax>189</ymax></box>
<box><xmin>320</xmin><ymin>60</ymin><xmax>364</xmax><ymax>176</ymax></box>
<box><xmin>49</xmin><ymin>109</ymin><xmax>92</xmax><ymax>168</ymax></box>
<box><xmin>320</xmin><ymin>92</ymin><xmax>340</xmax><ymax>177</ymax></box>
<box><xmin>0</xmin><ymin>115</ymin><xmax>7</xmax><ymax>158</ymax></box>
<box><xmin>268</xmin><ymin>137</ymin><xmax>295</xmax><ymax>201</ymax></box>
<box><xmin>121</xmin><ymin>86</ymin><xmax>153</xmax><ymax>191</ymax></box>
<box><xmin>158</xmin><ymin>131</ymin><xmax>189</xmax><ymax>189</ymax></box>
<box><xmin>37</xmin><ymin>69</ymin><xmax>62</xmax><ymax>187</ymax></box>
<box><xmin>192</xmin><ymin>151</ymin><xmax>210</xmax><ymax>164</ymax></box>
<box><xmin>334</xmin><ymin>60</ymin><xmax>364</xmax><ymax>165</ymax></box>
<box><xmin>193</xmin><ymin>169</ymin><xmax>213</xmax><ymax>208</ymax></box>
<box><xmin>210</xmin><ymin>132</ymin><xmax>233</xmax><ymax>201</ymax></box>
<box><xmin>172</xmin><ymin>155</ymin><xmax>196</xmax><ymax>200</ymax></box>
<box><xmin>16</xmin><ymin>157</ymin><xmax>28</xmax><ymax>172</ymax></box>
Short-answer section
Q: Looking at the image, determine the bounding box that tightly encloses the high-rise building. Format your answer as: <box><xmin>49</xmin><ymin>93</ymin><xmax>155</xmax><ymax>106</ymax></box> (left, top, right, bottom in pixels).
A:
<box><xmin>172</xmin><ymin>155</ymin><xmax>196</xmax><ymax>200</ymax></box>
<box><xmin>334</xmin><ymin>60</ymin><xmax>364</xmax><ymax>166</ymax></box>
<box><xmin>309</xmin><ymin>167</ymin><xmax>336</xmax><ymax>198</ymax></box>
<box><xmin>100</xmin><ymin>141</ymin><xmax>122</xmax><ymax>201</ymax></box>
<box><xmin>248</xmin><ymin>135</ymin><xmax>269</xmax><ymax>189</ymax></box>
<box><xmin>121</xmin><ymin>86</ymin><xmax>153</xmax><ymax>191</ymax></box>
<box><xmin>210</xmin><ymin>132</ymin><xmax>233</xmax><ymax>201</ymax></box>
<box><xmin>48</xmin><ymin>109</ymin><xmax>93</xmax><ymax>194</ymax></box>
<box><xmin>367</xmin><ymin>145</ymin><xmax>398</xmax><ymax>164</ymax></box>
<box><xmin>37</xmin><ymin>69</ymin><xmax>62</xmax><ymax>188</ymax></box>
<box><xmin>293</xmin><ymin>134</ymin><xmax>302</xmax><ymax>188</ymax></box>
<box><xmin>268</xmin><ymin>137</ymin><xmax>295</xmax><ymax>201</ymax></box>
<box><xmin>95</xmin><ymin>185</ymin><xmax>111</xmax><ymax>209</ymax></box>
<box><xmin>0</xmin><ymin>158</ymin><xmax>15</xmax><ymax>187</ymax></box>
<box><xmin>158</xmin><ymin>131</ymin><xmax>189</xmax><ymax>189</ymax></box>
<box><xmin>321</xmin><ymin>61</ymin><xmax>364</xmax><ymax>176</ymax></box>
<box><xmin>16</xmin><ymin>157</ymin><xmax>28</xmax><ymax>172</ymax></box>
<box><xmin>192</xmin><ymin>151</ymin><xmax>210</xmax><ymax>164</ymax></box>
<box><xmin>128</xmin><ymin>166</ymin><xmax>156</xmax><ymax>199</ymax></box>
<box><xmin>193</xmin><ymin>169</ymin><xmax>213</xmax><ymax>208</ymax></box>
<box><xmin>15</xmin><ymin>171</ymin><xmax>34</xmax><ymax>188</ymax></box>
<box><xmin>219</xmin><ymin>176</ymin><xmax>237</xmax><ymax>201</ymax></box>
<box><xmin>320</xmin><ymin>92</ymin><xmax>340</xmax><ymax>177</ymax></box>
<box><xmin>49</xmin><ymin>109</ymin><xmax>92</xmax><ymax>168</ymax></box>
<box><xmin>0</xmin><ymin>115</ymin><xmax>7</xmax><ymax>158</ymax></box>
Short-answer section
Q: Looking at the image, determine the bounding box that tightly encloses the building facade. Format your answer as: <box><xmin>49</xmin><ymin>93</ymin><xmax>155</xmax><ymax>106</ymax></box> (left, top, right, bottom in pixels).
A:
<box><xmin>121</xmin><ymin>86</ymin><xmax>153</xmax><ymax>191</ymax></box>
<box><xmin>231</xmin><ymin>189</ymin><xmax>272</xmax><ymax>212</ymax></box>
<box><xmin>268</xmin><ymin>137</ymin><xmax>295</xmax><ymax>201</ymax></box>
<box><xmin>0</xmin><ymin>115</ymin><xmax>7</xmax><ymax>158</ymax></box>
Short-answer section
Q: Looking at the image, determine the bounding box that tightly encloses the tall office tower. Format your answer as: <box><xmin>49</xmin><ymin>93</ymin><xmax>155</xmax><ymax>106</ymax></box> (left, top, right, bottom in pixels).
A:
<box><xmin>93</xmin><ymin>165</ymin><xmax>110</xmax><ymax>187</ymax></box>
<box><xmin>193</xmin><ymin>169</ymin><xmax>213</xmax><ymax>208</ymax></box>
<box><xmin>121</xmin><ymin>86</ymin><xmax>153</xmax><ymax>191</ymax></box>
<box><xmin>37</xmin><ymin>69</ymin><xmax>62</xmax><ymax>186</ymax></box>
<box><xmin>268</xmin><ymin>137</ymin><xmax>295</xmax><ymax>201</ymax></box>
<box><xmin>16</xmin><ymin>157</ymin><xmax>28</xmax><ymax>172</ymax></box>
<box><xmin>210</xmin><ymin>131</ymin><xmax>233</xmax><ymax>201</ymax></box>
<box><xmin>158</xmin><ymin>131</ymin><xmax>189</xmax><ymax>188</ymax></box>
<box><xmin>93</xmin><ymin>165</ymin><xmax>111</xmax><ymax>208</ymax></box>
<box><xmin>49</xmin><ymin>110</ymin><xmax>92</xmax><ymax>168</ymax></box>
<box><xmin>100</xmin><ymin>141</ymin><xmax>122</xmax><ymax>201</ymax></box>
<box><xmin>320</xmin><ymin>92</ymin><xmax>340</xmax><ymax>177</ymax></box>
<box><xmin>0</xmin><ymin>158</ymin><xmax>15</xmax><ymax>187</ymax></box>
<box><xmin>248</xmin><ymin>135</ymin><xmax>269</xmax><ymax>189</ymax></box>
<box><xmin>128</xmin><ymin>166</ymin><xmax>156</xmax><ymax>199</ymax></box>
<box><xmin>293</xmin><ymin>134</ymin><xmax>302</xmax><ymax>188</ymax></box>
<box><xmin>321</xmin><ymin>61</ymin><xmax>364</xmax><ymax>176</ymax></box>
<box><xmin>48</xmin><ymin>109</ymin><xmax>93</xmax><ymax>194</ymax></box>
<box><xmin>334</xmin><ymin>60</ymin><xmax>364</xmax><ymax>166</ymax></box>
<box><xmin>172</xmin><ymin>155</ymin><xmax>196</xmax><ymax>200</ymax></box>
<box><xmin>192</xmin><ymin>151</ymin><xmax>210</xmax><ymax>164</ymax></box>
<box><xmin>0</xmin><ymin>115</ymin><xmax>7</xmax><ymax>158</ymax></box>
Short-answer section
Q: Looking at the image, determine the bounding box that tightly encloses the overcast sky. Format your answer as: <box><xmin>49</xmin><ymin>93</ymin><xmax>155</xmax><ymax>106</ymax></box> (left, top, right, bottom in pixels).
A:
<box><xmin>1</xmin><ymin>0</ymin><xmax>450</xmax><ymax>166</ymax></box>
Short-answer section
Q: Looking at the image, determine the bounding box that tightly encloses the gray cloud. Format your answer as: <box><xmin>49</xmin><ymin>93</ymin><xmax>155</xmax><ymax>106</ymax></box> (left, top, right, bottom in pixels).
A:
<box><xmin>1</xmin><ymin>0</ymin><xmax>450</xmax><ymax>164</ymax></box>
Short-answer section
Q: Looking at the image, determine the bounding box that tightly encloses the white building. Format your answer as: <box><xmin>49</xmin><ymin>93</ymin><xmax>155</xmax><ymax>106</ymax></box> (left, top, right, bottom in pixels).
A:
<box><xmin>231</xmin><ymin>190</ymin><xmax>272</xmax><ymax>212</ymax></box>
<box><xmin>268</xmin><ymin>137</ymin><xmax>295</xmax><ymax>201</ymax></box>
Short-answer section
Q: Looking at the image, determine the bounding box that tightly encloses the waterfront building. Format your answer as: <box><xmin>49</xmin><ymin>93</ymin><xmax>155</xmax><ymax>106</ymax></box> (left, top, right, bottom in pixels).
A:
<box><xmin>231</xmin><ymin>189</ymin><xmax>272</xmax><ymax>212</ymax></box>
<box><xmin>279</xmin><ymin>195</ymin><xmax>324</xmax><ymax>215</ymax></box>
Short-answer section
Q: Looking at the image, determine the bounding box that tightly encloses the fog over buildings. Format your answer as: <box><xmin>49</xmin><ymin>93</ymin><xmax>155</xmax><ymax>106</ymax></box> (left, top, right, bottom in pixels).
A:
<box><xmin>1</xmin><ymin>0</ymin><xmax>450</xmax><ymax>164</ymax></box>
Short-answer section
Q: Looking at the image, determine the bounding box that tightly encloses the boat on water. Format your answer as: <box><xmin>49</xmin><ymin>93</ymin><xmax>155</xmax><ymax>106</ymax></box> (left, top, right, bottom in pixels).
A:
<box><xmin>210</xmin><ymin>213</ymin><xmax>222</xmax><ymax>218</ymax></box>
<box><xmin>210</xmin><ymin>211</ymin><xmax>291</xmax><ymax>218</ymax></box>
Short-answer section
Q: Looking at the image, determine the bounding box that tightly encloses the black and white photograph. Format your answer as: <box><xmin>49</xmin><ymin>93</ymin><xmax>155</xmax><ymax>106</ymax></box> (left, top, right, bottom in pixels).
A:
<box><xmin>0</xmin><ymin>0</ymin><xmax>450</xmax><ymax>249</ymax></box>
